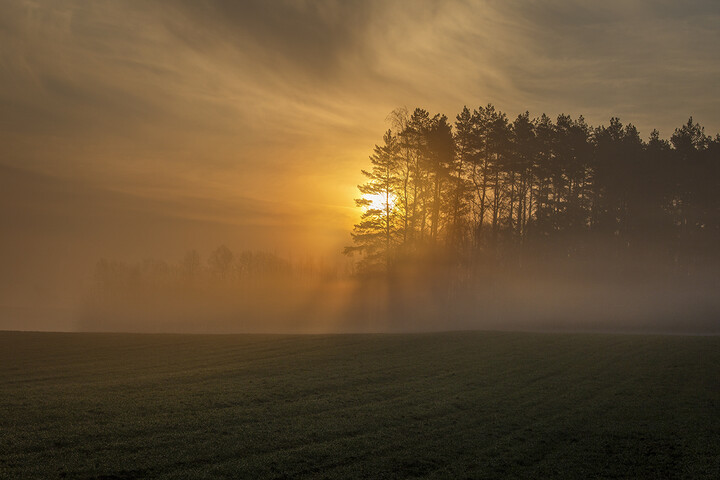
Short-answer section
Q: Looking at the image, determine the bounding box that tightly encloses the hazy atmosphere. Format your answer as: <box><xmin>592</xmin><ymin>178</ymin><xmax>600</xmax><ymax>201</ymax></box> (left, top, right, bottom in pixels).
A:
<box><xmin>4</xmin><ymin>3</ymin><xmax>720</xmax><ymax>479</ymax></box>
<box><xmin>2</xmin><ymin>0</ymin><xmax>720</xmax><ymax>332</ymax></box>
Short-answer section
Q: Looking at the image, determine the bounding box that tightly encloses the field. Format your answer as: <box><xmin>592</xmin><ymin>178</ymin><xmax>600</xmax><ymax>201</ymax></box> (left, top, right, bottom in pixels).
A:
<box><xmin>1</xmin><ymin>330</ymin><xmax>719</xmax><ymax>479</ymax></box>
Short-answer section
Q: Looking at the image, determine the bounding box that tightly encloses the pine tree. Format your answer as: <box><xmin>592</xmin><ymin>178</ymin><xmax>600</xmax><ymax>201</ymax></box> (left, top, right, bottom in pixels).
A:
<box><xmin>450</xmin><ymin>107</ymin><xmax>476</xmax><ymax>249</ymax></box>
<box><xmin>344</xmin><ymin>130</ymin><xmax>401</xmax><ymax>272</ymax></box>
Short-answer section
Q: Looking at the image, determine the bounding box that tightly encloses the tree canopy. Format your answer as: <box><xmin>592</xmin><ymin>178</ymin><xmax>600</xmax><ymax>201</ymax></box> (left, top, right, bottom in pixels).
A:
<box><xmin>346</xmin><ymin>107</ymin><xmax>720</xmax><ymax>277</ymax></box>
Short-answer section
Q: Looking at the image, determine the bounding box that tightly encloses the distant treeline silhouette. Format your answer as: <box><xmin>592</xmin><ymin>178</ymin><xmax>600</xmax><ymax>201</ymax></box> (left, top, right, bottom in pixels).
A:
<box><xmin>85</xmin><ymin>246</ymin><xmax>351</xmax><ymax>332</ymax></box>
<box><xmin>345</xmin><ymin>106</ymin><xmax>720</xmax><ymax>276</ymax></box>
<box><xmin>94</xmin><ymin>246</ymin><xmax>339</xmax><ymax>294</ymax></box>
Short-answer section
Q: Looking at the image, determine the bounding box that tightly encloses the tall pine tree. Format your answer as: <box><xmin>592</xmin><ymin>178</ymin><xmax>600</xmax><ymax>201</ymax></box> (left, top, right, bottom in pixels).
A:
<box><xmin>344</xmin><ymin>130</ymin><xmax>400</xmax><ymax>272</ymax></box>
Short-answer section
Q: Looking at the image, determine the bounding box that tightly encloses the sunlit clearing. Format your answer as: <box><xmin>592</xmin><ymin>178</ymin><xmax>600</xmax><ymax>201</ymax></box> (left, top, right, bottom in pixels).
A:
<box><xmin>363</xmin><ymin>193</ymin><xmax>395</xmax><ymax>211</ymax></box>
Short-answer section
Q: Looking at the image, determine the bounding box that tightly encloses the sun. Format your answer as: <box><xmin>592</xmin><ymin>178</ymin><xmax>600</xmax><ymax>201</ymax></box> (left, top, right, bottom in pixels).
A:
<box><xmin>362</xmin><ymin>193</ymin><xmax>396</xmax><ymax>211</ymax></box>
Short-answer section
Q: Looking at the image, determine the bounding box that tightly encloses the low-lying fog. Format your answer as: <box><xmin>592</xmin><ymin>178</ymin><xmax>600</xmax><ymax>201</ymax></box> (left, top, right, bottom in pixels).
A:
<box><xmin>6</xmin><ymin>246</ymin><xmax>716</xmax><ymax>335</ymax></box>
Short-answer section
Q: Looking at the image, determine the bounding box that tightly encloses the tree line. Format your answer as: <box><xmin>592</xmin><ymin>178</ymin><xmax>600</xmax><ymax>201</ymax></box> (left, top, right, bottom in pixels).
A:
<box><xmin>94</xmin><ymin>246</ymin><xmax>340</xmax><ymax>295</ymax></box>
<box><xmin>345</xmin><ymin>106</ymin><xmax>720</xmax><ymax>275</ymax></box>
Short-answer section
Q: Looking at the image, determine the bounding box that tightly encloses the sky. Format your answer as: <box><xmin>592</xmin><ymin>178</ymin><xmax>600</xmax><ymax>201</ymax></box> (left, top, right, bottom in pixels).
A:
<box><xmin>2</xmin><ymin>0</ymin><xmax>720</xmax><ymax>326</ymax></box>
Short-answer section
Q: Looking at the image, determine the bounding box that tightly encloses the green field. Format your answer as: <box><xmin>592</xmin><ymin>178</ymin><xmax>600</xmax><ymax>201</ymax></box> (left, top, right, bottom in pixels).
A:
<box><xmin>1</xmin><ymin>331</ymin><xmax>719</xmax><ymax>479</ymax></box>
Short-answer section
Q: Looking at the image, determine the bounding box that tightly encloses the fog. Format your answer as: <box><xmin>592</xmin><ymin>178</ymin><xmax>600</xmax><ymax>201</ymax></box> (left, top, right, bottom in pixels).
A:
<box><xmin>3</xmin><ymin>192</ymin><xmax>718</xmax><ymax>335</ymax></box>
<box><xmin>61</xmin><ymin>243</ymin><xmax>718</xmax><ymax>335</ymax></box>
<box><xmin>0</xmin><ymin>164</ymin><xmax>347</xmax><ymax>332</ymax></box>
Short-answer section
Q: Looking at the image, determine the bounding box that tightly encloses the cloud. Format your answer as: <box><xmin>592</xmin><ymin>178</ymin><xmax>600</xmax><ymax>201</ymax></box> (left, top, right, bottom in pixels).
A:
<box><xmin>4</xmin><ymin>0</ymin><xmax>718</xmax><ymax>166</ymax></box>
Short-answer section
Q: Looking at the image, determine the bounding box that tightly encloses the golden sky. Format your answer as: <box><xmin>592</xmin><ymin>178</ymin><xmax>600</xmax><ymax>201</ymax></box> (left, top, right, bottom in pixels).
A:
<box><xmin>2</xmin><ymin>0</ymin><xmax>720</xmax><ymax>316</ymax></box>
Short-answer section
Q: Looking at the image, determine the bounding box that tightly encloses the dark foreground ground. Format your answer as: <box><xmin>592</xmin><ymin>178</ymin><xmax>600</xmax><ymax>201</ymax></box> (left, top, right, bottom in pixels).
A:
<box><xmin>1</xmin><ymin>330</ymin><xmax>719</xmax><ymax>479</ymax></box>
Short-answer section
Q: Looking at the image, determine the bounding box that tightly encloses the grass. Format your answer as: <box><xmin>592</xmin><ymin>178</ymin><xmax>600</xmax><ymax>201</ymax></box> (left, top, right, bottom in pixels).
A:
<box><xmin>1</xmin><ymin>330</ymin><xmax>719</xmax><ymax>479</ymax></box>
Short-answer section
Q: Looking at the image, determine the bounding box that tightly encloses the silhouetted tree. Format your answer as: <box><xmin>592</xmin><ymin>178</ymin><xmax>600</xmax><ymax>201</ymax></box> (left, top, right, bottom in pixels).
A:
<box><xmin>451</xmin><ymin>107</ymin><xmax>476</xmax><ymax>249</ymax></box>
<box><xmin>209</xmin><ymin>245</ymin><xmax>234</xmax><ymax>279</ymax></box>
<box><xmin>344</xmin><ymin>130</ymin><xmax>401</xmax><ymax>271</ymax></box>
<box><xmin>346</xmin><ymin>106</ymin><xmax>720</xmax><ymax>281</ymax></box>
<box><xmin>183</xmin><ymin>249</ymin><xmax>201</xmax><ymax>278</ymax></box>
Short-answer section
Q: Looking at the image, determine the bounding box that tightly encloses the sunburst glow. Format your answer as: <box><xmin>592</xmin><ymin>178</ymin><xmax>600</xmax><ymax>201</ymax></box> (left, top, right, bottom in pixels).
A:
<box><xmin>363</xmin><ymin>193</ymin><xmax>395</xmax><ymax>211</ymax></box>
